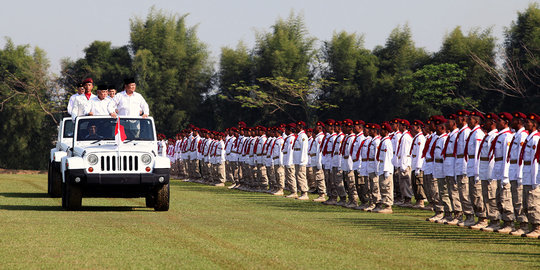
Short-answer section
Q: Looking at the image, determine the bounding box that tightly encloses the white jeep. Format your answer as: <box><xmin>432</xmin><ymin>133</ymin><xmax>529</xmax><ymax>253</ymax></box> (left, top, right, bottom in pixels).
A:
<box><xmin>60</xmin><ymin>116</ymin><xmax>171</xmax><ymax>211</ymax></box>
<box><xmin>48</xmin><ymin>117</ymin><xmax>74</xmax><ymax>197</ymax></box>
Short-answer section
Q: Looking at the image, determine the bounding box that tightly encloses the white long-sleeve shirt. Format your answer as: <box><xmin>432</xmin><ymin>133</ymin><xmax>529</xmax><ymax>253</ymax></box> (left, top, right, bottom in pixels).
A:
<box><xmin>114</xmin><ymin>91</ymin><xmax>149</xmax><ymax>117</ymax></box>
<box><xmin>309</xmin><ymin>132</ymin><xmax>324</xmax><ymax>169</ymax></box>
<box><xmin>521</xmin><ymin>130</ymin><xmax>539</xmax><ymax>185</ymax></box>
<box><xmin>67</xmin><ymin>93</ymin><xmax>82</xmax><ymax>115</ymax></box>
<box><xmin>454</xmin><ymin>125</ymin><xmax>471</xmax><ymax>175</ymax></box>
<box><xmin>292</xmin><ymin>131</ymin><xmax>309</xmax><ymax>166</ymax></box>
<box><xmin>508</xmin><ymin>127</ymin><xmax>528</xmax><ymax>181</ymax></box>
<box><xmin>479</xmin><ymin>129</ymin><xmax>498</xmax><ymax>181</ymax></box>
<box><xmin>377</xmin><ymin>136</ymin><xmax>394</xmax><ymax>175</ymax></box>
<box><xmin>70</xmin><ymin>93</ymin><xmax>96</xmax><ymax>119</ymax></box>
<box><xmin>85</xmin><ymin>96</ymin><xmax>116</xmax><ymax>116</ymax></box>
<box><xmin>465</xmin><ymin>126</ymin><xmax>484</xmax><ymax>178</ymax></box>
<box><xmin>492</xmin><ymin>127</ymin><xmax>513</xmax><ymax>183</ymax></box>
<box><xmin>410</xmin><ymin>132</ymin><xmax>426</xmax><ymax>173</ymax></box>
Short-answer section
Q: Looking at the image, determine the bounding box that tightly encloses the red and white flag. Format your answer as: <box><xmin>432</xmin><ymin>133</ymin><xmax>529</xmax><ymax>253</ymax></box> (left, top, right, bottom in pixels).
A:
<box><xmin>115</xmin><ymin>117</ymin><xmax>127</xmax><ymax>145</ymax></box>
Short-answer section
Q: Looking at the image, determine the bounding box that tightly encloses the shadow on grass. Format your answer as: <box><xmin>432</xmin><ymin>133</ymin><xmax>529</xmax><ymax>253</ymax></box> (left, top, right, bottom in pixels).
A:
<box><xmin>0</xmin><ymin>192</ymin><xmax>50</xmax><ymax>198</ymax></box>
<box><xmin>0</xmin><ymin>204</ymin><xmax>151</xmax><ymax>212</ymax></box>
<box><xmin>334</xmin><ymin>217</ymin><xmax>540</xmax><ymax>247</ymax></box>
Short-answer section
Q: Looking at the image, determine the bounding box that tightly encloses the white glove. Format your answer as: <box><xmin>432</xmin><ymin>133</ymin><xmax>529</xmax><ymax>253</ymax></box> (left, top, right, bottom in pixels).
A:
<box><xmin>384</xmin><ymin>171</ymin><xmax>390</xmax><ymax>178</ymax></box>
<box><xmin>415</xmin><ymin>170</ymin><xmax>420</xmax><ymax>177</ymax></box>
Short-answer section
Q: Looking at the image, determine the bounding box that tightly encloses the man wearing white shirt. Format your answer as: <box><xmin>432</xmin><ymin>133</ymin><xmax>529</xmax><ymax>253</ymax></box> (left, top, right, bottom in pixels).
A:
<box><xmin>310</xmin><ymin>122</ymin><xmax>327</xmax><ymax>202</ymax></box>
<box><xmin>340</xmin><ymin>119</ymin><xmax>358</xmax><ymax>208</ymax></box>
<box><xmin>395</xmin><ymin>119</ymin><xmax>414</xmax><ymax>207</ymax></box>
<box><xmin>292</xmin><ymin>121</ymin><xmax>310</xmax><ymax>200</ymax></box>
<box><xmin>453</xmin><ymin>110</ymin><xmax>473</xmax><ymax>226</ymax></box>
<box><xmin>67</xmin><ymin>83</ymin><xmax>84</xmax><ymax>115</ymax></box>
<box><xmin>85</xmin><ymin>85</ymin><xmax>117</xmax><ymax>117</ymax></box>
<box><xmin>465</xmin><ymin>111</ymin><xmax>486</xmax><ymax>227</ymax></box>
<box><xmin>508</xmin><ymin>112</ymin><xmax>530</xmax><ymax>235</ymax></box>
<box><xmin>373</xmin><ymin>123</ymin><xmax>394</xmax><ymax>214</ymax></box>
<box><xmin>283</xmin><ymin>123</ymin><xmax>297</xmax><ymax>198</ymax></box>
<box><xmin>410</xmin><ymin>120</ymin><xmax>427</xmax><ymax>209</ymax></box>
<box><xmin>114</xmin><ymin>77</ymin><xmax>149</xmax><ymax>117</ymax></box>
<box><xmin>520</xmin><ymin>114</ymin><xmax>540</xmax><ymax>238</ymax></box>
<box><xmin>71</xmin><ymin>78</ymin><xmax>96</xmax><ymax>119</ymax></box>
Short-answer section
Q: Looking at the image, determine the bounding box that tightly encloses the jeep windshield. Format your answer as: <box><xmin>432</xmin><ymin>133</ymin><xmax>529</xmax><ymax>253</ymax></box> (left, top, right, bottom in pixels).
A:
<box><xmin>76</xmin><ymin>118</ymin><xmax>155</xmax><ymax>142</ymax></box>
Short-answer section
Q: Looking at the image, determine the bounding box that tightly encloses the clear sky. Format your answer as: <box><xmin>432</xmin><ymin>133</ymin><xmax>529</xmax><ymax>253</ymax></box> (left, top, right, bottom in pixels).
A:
<box><xmin>0</xmin><ymin>0</ymin><xmax>535</xmax><ymax>74</ymax></box>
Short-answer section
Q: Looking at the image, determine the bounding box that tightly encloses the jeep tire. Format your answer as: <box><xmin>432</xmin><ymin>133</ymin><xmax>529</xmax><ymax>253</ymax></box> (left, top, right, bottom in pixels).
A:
<box><xmin>145</xmin><ymin>194</ymin><xmax>156</xmax><ymax>208</ymax></box>
<box><xmin>49</xmin><ymin>163</ymin><xmax>62</xmax><ymax>198</ymax></box>
<box><xmin>47</xmin><ymin>162</ymin><xmax>52</xmax><ymax>196</ymax></box>
<box><xmin>154</xmin><ymin>184</ymin><xmax>169</xmax><ymax>211</ymax></box>
<box><xmin>63</xmin><ymin>180</ymin><xmax>82</xmax><ymax>210</ymax></box>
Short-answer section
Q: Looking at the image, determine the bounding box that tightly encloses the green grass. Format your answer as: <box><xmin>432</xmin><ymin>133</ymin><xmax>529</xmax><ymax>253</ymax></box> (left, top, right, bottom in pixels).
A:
<box><xmin>0</xmin><ymin>174</ymin><xmax>539</xmax><ymax>269</ymax></box>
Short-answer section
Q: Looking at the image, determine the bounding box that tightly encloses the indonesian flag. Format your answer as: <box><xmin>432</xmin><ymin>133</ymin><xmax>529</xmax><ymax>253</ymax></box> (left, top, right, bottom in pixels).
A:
<box><xmin>115</xmin><ymin>117</ymin><xmax>127</xmax><ymax>145</ymax></box>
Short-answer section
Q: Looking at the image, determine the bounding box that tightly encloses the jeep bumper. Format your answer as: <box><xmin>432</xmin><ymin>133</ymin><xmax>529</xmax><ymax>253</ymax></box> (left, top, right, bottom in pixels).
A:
<box><xmin>66</xmin><ymin>168</ymin><xmax>170</xmax><ymax>186</ymax></box>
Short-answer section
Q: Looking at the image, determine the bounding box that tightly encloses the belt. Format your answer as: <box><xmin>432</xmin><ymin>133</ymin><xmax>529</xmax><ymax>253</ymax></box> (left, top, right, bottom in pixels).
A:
<box><xmin>435</xmin><ymin>159</ymin><xmax>443</xmax><ymax>163</ymax></box>
<box><xmin>456</xmin><ymin>154</ymin><xmax>465</xmax><ymax>158</ymax></box>
<box><xmin>510</xmin><ymin>160</ymin><xmax>518</xmax><ymax>164</ymax></box>
<box><xmin>378</xmin><ymin>159</ymin><xmax>383</xmax><ymax>162</ymax></box>
<box><xmin>294</xmin><ymin>148</ymin><xmax>300</xmax><ymax>151</ymax></box>
<box><xmin>344</xmin><ymin>156</ymin><xmax>349</xmax><ymax>159</ymax></box>
<box><xmin>308</xmin><ymin>153</ymin><xmax>315</xmax><ymax>157</ymax></box>
<box><xmin>283</xmin><ymin>152</ymin><xmax>288</xmax><ymax>155</ymax></box>
<box><xmin>426</xmin><ymin>158</ymin><xmax>433</xmax><ymax>163</ymax></box>
<box><xmin>524</xmin><ymin>161</ymin><xmax>531</xmax><ymax>165</ymax></box>
<box><xmin>468</xmin><ymin>155</ymin><xmax>475</xmax><ymax>159</ymax></box>
<box><xmin>361</xmin><ymin>158</ymin><xmax>367</xmax><ymax>162</ymax></box>
<box><xmin>273</xmin><ymin>157</ymin><xmax>279</xmax><ymax>160</ymax></box>
<box><xmin>444</xmin><ymin>154</ymin><xmax>454</xmax><ymax>158</ymax></box>
<box><xmin>368</xmin><ymin>158</ymin><xmax>375</xmax><ymax>161</ymax></box>
<box><xmin>494</xmin><ymin>157</ymin><xmax>503</xmax><ymax>162</ymax></box>
<box><xmin>480</xmin><ymin>157</ymin><xmax>490</xmax><ymax>161</ymax></box>
<box><xmin>412</xmin><ymin>155</ymin><xmax>417</xmax><ymax>158</ymax></box>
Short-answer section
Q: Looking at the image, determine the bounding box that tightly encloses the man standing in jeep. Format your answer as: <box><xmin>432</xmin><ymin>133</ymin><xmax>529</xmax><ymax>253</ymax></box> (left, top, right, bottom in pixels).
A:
<box><xmin>114</xmin><ymin>78</ymin><xmax>150</xmax><ymax>117</ymax></box>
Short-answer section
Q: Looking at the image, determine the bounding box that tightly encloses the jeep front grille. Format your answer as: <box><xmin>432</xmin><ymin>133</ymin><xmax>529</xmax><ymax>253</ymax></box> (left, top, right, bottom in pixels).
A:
<box><xmin>100</xmin><ymin>155</ymin><xmax>139</xmax><ymax>172</ymax></box>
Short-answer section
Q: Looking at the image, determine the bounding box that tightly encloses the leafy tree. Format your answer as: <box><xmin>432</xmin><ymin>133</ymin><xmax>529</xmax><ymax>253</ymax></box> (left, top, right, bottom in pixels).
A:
<box><xmin>130</xmin><ymin>7</ymin><xmax>214</xmax><ymax>135</ymax></box>
<box><xmin>319</xmin><ymin>31</ymin><xmax>378</xmax><ymax>120</ymax></box>
<box><xmin>0</xmin><ymin>39</ymin><xmax>58</xmax><ymax>169</ymax></box>
<box><xmin>371</xmin><ymin>25</ymin><xmax>430</xmax><ymax>121</ymax></box>
<box><xmin>434</xmin><ymin>26</ymin><xmax>499</xmax><ymax>111</ymax></box>
<box><xmin>400</xmin><ymin>63</ymin><xmax>473</xmax><ymax>117</ymax></box>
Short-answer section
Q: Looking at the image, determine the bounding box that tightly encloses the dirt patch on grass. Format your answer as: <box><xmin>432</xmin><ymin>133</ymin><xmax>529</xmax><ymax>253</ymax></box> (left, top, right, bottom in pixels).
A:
<box><xmin>0</xmin><ymin>168</ymin><xmax>46</xmax><ymax>174</ymax></box>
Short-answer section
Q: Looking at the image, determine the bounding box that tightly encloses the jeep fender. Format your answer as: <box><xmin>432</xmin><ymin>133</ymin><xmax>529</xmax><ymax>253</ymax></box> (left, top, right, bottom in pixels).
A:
<box><xmin>61</xmin><ymin>156</ymin><xmax>84</xmax><ymax>183</ymax></box>
<box><xmin>50</xmin><ymin>149</ymin><xmax>57</xmax><ymax>162</ymax></box>
<box><xmin>154</xmin><ymin>156</ymin><xmax>171</xmax><ymax>169</ymax></box>
<box><xmin>52</xmin><ymin>151</ymin><xmax>67</xmax><ymax>163</ymax></box>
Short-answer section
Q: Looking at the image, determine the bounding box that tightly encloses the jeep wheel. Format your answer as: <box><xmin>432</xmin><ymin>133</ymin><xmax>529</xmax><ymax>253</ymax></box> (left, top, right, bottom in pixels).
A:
<box><xmin>154</xmin><ymin>184</ymin><xmax>169</xmax><ymax>211</ymax></box>
<box><xmin>145</xmin><ymin>194</ymin><xmax>156</xmax><ymax>208</ymax></box>
<box><xmin>47</xmin><ymin>162</ymin><xmax>52</xmax><ymax>196</ymax></box>
<box><xmin>64</xmin><ymin>182</ymin><xmax>82</xmax><ymax>210</ymax></box>
<box><xmin>50</xmin><ymin>164</ymin><xmax>62</xmax><ymax>198</ymax></box>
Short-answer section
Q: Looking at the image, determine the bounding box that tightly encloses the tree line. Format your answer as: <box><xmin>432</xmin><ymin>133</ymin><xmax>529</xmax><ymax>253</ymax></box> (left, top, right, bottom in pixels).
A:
<box><xmin>0</xmin><ymin>4</ymin><xmax>538</xmax><ymax>169</ymax></box>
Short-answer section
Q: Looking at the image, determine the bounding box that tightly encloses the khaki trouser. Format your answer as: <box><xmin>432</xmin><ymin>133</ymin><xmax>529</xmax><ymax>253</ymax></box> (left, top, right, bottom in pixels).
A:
<box><xmin>379</xmin><ymin>172</ymin><xmax>394</xmax><ymax>206</ymax></box>
<box><xmin>216</xmin><ymin>163</ymin><xmax>226</xmax><ymax>183</ymax></box>
<box><xmin>266</xmin><ymin>165</ymin><xmax>276</xmax><ymax>190</ymax></box>
<box><xmin>368</xmin><ymin>172</ymin><xmax>381</xmax><ymax>205</ymax></box>
<box><xmin>499</xmin><ymin>182</ymin><xmax>515</xmax><ymax>222</ymax></box>
<box><xmin>178</xmin><ymin>160</ymin><xmax>187</xmax><ymax>178</ymax></box>
<box><xmin>285</xmin><ymin>166</ymin><xmax>296</xmax><ymax>193</ymax></box>
<box><xmin>356</xmin><ymin>174</ymin><xmax>369</xmax><ymax>204</ymax></box>
<box><xmin>456</xmin><ymin>174</ymin><xmax>474</xmax><ymax>215</ymax></box>
<box><xmin>307</xmin><ymin>166</ymin><xmax>316</xmax><ymax>189</ymax></box>
<box><xmin>412</xmin><ymin>171</ymin><xmax>426</xmax><ymax>201</ymax></box>
<box><xmin>324</xmin><ymin>168</ymin><xmax>336</xmax><ymax>197</ymax></box>
<box><xmin>313</xmin><ymin>167</ymin><xmax>326</xmax><ymax>195</ymax></box>
<box><xmin>241</xmin><ymin>163</ymin><xmax>251</xmax><ymax>185</ymax></box>
<box><xmin>523</xmin><ymin>185</ymin><xmax>540</xmax><ymax>224</ymax></box>
<box><xmin>191</xmin><ymin>159</ymin><xmax>201</xmax><ymax>179</ymax></box>
<box><xmin>274</xmin><ymin>165</ymin><xmax>285</xmax><ymax>190</ymax></box>
<box><xmin>344</xmin><ymin>170</ymin><xmax>357</xmax><ymax>200</ymax></box>
<box><xmin>469</xmin><ymin>177</ymin><xmax>486</xmax><ymax>218</ymax></box>
<box><xmin>294</xmin><ymin>165</ymin><xmax>308</xmax><ymax>193</ymax></box>
<box><xmin>398</xmin><ymin>167</ymin><xmax>414</xmax><ymax>200</ymax></box>
<box><xmin>482</xmin><ymin>180</ymin><xmax>499</xmax><ymax>220</ymax></box>
<box><xmin>511</xmin><ymin>180</ymin><xmax>527</xmax><ymax>223</ymax></box>
<box><xmin>257</xmin><ymin>164</ymin><xmax>268</xmax><ymax>188</ymax></box>
<box><xmin>429</xmin><ymin>176</ymin><xmax>444</xmax><ymax>213</ymax></box>
<box><xmin>229</xmin><ymin>161</ymin><xmax>239</xmax><ymax>184</ymax></box>
<box><xmin>439</xmin><ymin>176</ymin><xmax>461</xmax><ymax>214</ymax></box>
<box><xmin>332</xmin><ymin>167</ymin><xmax>346</xmax><ymax>197</ymax></box>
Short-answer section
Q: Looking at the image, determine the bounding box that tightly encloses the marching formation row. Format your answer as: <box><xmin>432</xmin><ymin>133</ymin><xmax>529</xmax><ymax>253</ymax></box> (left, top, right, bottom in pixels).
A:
<box><xmin>161</xmin><ymin>110</ymin><xmax>540</xmax><ymax>239</ymax></box>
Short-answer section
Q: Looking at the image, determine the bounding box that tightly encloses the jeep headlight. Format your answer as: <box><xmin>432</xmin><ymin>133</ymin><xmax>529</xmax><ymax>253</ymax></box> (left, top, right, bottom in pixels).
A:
<box><xmin>87</xmin><ymin>154</ymin><xmax>98</xmax><ymax>165</ymax></box>
<box><xmin>141</xmin><ymin>154</ymin><xmax>152</xmax><ymax>165</ymax></box>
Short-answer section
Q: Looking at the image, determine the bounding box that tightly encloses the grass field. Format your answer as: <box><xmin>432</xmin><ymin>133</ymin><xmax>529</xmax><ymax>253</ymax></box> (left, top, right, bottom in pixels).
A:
<box><xmin>0</xmin><ymin>174</ymin><xmax>539</xmax><ymax>269</ymax></box>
